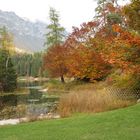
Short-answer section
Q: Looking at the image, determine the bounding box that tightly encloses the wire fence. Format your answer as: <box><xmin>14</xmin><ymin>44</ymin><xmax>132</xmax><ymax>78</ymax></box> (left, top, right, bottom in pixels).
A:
<box><xmin>105</xmin><ymin>88</ymin><xmax>140</xmax><ymax>100</ymax></box>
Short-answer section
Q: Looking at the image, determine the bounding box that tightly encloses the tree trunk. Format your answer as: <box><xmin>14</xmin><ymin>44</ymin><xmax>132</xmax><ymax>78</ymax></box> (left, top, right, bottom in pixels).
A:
<box><xmin>60</xmin><ymin>75</ymin><xmax>65</xmax><ymax>83</ymax></box>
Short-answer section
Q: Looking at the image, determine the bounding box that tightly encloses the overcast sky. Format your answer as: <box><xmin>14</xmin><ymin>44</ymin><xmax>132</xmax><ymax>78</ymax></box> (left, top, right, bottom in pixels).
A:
<box><xmin>0</xmin><ymin>0</ymin><xmax>129</xmax><ymax>32</ymax></box>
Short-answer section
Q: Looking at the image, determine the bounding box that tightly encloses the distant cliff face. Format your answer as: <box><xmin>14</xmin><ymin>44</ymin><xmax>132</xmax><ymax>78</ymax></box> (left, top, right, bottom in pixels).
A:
<box><xmin>0</xmin><ymin>10</ymin><xmax>47</xmax><ymax>52</ymax></box>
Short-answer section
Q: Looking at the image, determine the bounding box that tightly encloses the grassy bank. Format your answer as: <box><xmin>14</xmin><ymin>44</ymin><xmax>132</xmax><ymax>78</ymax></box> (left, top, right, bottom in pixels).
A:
<box><xmin>43</xmin><ymin>80</ymin><xmax>136</xmax><ymax>116</ymax></box>
<box><xmin>58</xmin><ymin>89</ymin><xmax>134</xmax><ymax>117</ymax></box>
<box><xmin>0</xmin><ymin>104</ymin><xmax>140</xmax><ymax>140</ymax></box>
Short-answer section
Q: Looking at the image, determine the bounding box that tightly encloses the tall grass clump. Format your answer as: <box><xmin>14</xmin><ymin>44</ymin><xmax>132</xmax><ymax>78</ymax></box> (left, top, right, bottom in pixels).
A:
<box><xmin>58</xmin><ymin>88</ymin><xmax>134</xmax><ymax>117</ymax></box>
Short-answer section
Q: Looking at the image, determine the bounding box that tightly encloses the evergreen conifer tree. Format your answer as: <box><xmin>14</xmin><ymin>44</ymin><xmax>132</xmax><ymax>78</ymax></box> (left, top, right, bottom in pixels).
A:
<box><xmin>45</xmin><ymin>7</ymin><xmax>65</xmax><ymax>48</ymax></box>
<box><xmin>0</xmin><ymin>27</ymin><xmax>17</xmax><ymax>92</ymax></box>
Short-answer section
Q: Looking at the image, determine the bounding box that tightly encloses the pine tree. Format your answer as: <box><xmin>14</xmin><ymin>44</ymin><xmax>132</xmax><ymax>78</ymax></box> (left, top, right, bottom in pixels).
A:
<box><xmin>95</xmin><ymin>0</ymin><xmax>121</xmax><ymax>26</ymax></box>
<box><xmin>0</xmin><ymin>49</ymin><xmax>17</xmax><ymax>92</ymax></box>
<box><xmin>123</xmin><ymin>0</ymin><xmax>140</xmax><ymax>33</ymax></box>
<box><xmin>44</xmin><ymin>8</ymin><xmax>66</xmax><ymax>82</ymax></box>
<box><xmin>0</xmin><ymin>27</ymin><xmax>17</xmax><ymax>92</ymax></box>
<box><xmin>45</xmin><ymin>7</ymin><xmax>65</xmax><ymax>48</ymax></box>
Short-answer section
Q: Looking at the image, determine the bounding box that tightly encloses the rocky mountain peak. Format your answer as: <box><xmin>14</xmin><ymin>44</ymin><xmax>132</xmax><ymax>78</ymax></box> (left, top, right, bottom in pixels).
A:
<box><xmin>0</xmin><ymin>10</ymin><xmax>47</xmax><ymax>52</ymax></box>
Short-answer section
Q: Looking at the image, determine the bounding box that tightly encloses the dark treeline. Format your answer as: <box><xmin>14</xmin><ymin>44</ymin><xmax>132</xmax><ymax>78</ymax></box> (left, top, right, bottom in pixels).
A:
<box><xmin>12</xmin><ymin>53</ymin><xmax>46</xmax><ymax>77</ymax></box>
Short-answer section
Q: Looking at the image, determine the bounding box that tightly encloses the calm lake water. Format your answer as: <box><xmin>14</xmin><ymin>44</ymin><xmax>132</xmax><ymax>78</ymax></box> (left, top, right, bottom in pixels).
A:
<box><xmin>17</xmin><ymin>80</ymin><xmax>59</xmax><ymax>103</ymax></box>
<box><xmin>17</xmin><ymin>81</ymin><xmax>59</xmax><ymax>115</ymax></box>
<box><xmin>18</xmin><ymin>81</ymin><xmax>44</xmax><ymax>103</ymax></box>
<box><xmin>0</xmin><ymin>81</ymin><xmax>59</xmax><ymax>118</ymax></box>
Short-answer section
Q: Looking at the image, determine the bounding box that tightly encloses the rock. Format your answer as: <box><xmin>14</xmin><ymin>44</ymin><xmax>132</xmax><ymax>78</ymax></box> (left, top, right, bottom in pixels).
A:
<box><xmin>137</xmin><ymin>99</ymin><xmax>140</xmax><ymax>103</ymax></box>
<box><xmin>0</xmin><ymin>119</ymin><xmax>20</xmax><ymax>125</ymax></box>
<box><xmin>39</xmin><ymin>88</ymin><xmax>48</xmax><ymax>92</ymax></box>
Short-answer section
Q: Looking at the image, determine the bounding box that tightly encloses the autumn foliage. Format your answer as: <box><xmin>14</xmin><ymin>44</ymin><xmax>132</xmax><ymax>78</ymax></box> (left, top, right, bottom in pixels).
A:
<box><xmin>66</xmin><ymin>44</ymin><xmax>111</xmax><ymax>81</ymax></box>
<box><xmin>44</xmin><ymin>44</ymin><xmax>67</xmax><ymax>82</ymax></box>
<box><xmin>44</xmin><ymin>0</ymin><xmax>140</xmax><ymax>83</ymax></box>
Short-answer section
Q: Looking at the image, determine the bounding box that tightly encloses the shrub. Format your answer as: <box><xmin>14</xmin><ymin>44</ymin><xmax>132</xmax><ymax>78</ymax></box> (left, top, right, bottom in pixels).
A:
<box><xmin>0</xmin><ymin>104</ymin><xmax>27</xmax><ymax>120</ymax></box>
<box><xmin>107</xmin><ymin>71</ymin><xmax>140</xmax><ymax>89</ymax></box>
<box><xmin>16</xmin><ymin>104</ymin><xmax>27</xmax><ymax>118</ymax></box>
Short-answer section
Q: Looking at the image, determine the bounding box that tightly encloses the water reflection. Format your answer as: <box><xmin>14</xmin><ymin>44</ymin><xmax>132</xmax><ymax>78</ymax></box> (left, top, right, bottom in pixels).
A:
<box><xmin>0</xmin><ymin>81</ymin><xmax>59</xmax><ymax>119</ymax></box>
<box><xmin>18</xmin><ymin>81</ymin><xmax>59</xmax><ymax>114</ymax></box>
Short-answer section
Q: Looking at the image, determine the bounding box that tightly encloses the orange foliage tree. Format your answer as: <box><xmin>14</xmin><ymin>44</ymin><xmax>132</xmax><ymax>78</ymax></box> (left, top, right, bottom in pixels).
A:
<box><xmin>66</xmin><ymin>44</ymin><xmax>111</xmax><ymax>81</ymax></box>
<box><xmin>44</xmin><ymin>44</ymin><xmax>68</xmax><ymax>83</ymax></box>
<box><xmin>43</xmin><ymin>1</ymin><xmax>140</xmax><ymax>83</ymax></box>
<box><xmin>64</xmin><ymin>22</ymin><xmax>111</xmax><ymax>81</ymax></box>
<box><xmin>106</xmin><ymin>25</ymin><xmax>140</xmax><ymax>72</ymax></box>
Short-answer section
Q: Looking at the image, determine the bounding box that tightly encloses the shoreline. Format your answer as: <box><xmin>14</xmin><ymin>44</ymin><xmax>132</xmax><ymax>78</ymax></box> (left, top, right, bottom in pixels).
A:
<box><xmin>0</xmin><ymin>113</ymin><xmax>60</xmax><ymax>126</ymax></box>
<box><xmin>18</xmin><ymin>77</ymin><xmax>49</xmax><ymax>82</ymax></box>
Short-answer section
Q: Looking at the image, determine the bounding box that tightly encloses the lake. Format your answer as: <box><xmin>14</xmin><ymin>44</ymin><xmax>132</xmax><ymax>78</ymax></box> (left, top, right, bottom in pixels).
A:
<box><xmin>0</xmin><ymin>80</ymin><xmax>59</xmax><ymax>118</ymax></box>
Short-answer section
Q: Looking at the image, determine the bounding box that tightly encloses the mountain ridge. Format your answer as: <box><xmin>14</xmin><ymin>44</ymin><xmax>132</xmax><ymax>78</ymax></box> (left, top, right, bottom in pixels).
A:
<box><xmin>0</xmin><ymin>10</ymin><xmax>47</xmax><ymax>52</ymax></box>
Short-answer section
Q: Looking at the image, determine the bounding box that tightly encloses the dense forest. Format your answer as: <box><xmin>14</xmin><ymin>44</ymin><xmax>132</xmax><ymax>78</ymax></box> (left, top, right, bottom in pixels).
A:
<box><xmin>12</xmin><ymin>53</ymin><xmax>43</xmax><ymax>77</ymax></box>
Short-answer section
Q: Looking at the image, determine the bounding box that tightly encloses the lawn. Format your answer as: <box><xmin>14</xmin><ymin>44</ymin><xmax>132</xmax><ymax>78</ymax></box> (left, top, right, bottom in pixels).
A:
<box><xmin>0</xmin><ymin>104</ymin><xmax>140</xmax><ymax>140</ymax></box>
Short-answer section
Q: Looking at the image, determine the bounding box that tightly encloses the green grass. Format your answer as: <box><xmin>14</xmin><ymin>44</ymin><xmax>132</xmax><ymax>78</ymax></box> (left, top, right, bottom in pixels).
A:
<box><xmin>0</xmin><ymin>104</ymin><xmax>140</xmax><ymax>140</ymax></box>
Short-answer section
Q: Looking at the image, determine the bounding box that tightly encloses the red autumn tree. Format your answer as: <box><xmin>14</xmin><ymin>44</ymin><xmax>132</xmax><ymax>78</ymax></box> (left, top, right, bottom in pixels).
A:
<box><xmin>94</xmin><ymin>24</ymin><xmax>140</xmax><ymax>73</ymax></box>
<box><xmin>66</xmin><ymin>44</ymin><xmax>111</xmax><ymax>81</ymax></box>
<box><xmin>108</xmin><ymin>25</ymin><xmax>140</xmax><ymax>72</ymax></box>
<box><xmin>43</xmin><ymin>1</ymin><xmax>140</xmax><ymax>84</ymax></box>
<box><xmin>64</xmin><ymin>21</ymin><xmax>111</xmax><ymax>81</ymax></box>
<box><xmin>44</xmin><ymin>44</ymin><xmax>68</xmax><ymax>83</ymax></box>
